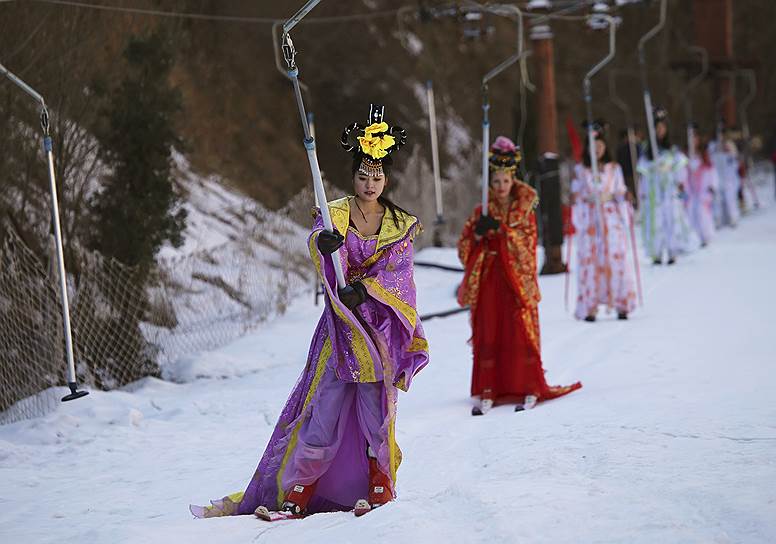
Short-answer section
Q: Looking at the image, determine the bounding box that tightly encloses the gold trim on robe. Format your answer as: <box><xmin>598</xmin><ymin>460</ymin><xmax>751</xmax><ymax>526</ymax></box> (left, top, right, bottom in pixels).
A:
<box><xmin>458</xmin><ymin>181</ymin><xmax>540</xmax><ymax>310</ymax></box>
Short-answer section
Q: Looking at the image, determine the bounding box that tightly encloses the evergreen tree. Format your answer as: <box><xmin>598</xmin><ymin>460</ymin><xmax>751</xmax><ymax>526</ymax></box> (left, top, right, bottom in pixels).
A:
<box><xmin>90</xmin><ymin>31</ymin><xmax>186</xmax><ymax>275</ymax></box>
<box><xmin>84</xmin><ymin>31</ymin><xmax>186</xmax><ymax>386</ymax></box>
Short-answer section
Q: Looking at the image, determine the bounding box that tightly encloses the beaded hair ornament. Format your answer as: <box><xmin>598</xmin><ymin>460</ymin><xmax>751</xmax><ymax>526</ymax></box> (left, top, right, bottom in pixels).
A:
<box><xmin>488</xmin><ymin>135</ymin><xmax>522</xmax><ymax>173</ymax></box>
<box><xmin>341</xmin><ymin>104</ymin><xmax>407</xmax><ymax>177</ymax></box>
<box><xmin>653</xmin><ymin>106</ymin><xmax>668</xmax><ymax>124</ymax></box>
<box><xmin>582</xmin><ymin>118</ymin><xmax>606</xmax><ymax>138</ymax></box>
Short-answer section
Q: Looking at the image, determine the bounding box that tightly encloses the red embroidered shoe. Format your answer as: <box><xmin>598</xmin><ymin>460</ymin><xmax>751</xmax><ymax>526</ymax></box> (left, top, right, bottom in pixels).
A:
<box><xmin>282</xmin><ymin>482</ymin><xmax>317</xmax><ymax>516</ymax></box>
<box><xmin>367</xmin><ymin>457</ymin><xmax>393</xmax><ymax>507</ymax></box>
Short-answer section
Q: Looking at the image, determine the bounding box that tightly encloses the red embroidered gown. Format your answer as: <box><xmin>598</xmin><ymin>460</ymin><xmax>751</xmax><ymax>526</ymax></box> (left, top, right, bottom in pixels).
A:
<box><xmin>457</xmin><ymin>181</ymin><xmax>582</xmax><ymax>404</ymax></box>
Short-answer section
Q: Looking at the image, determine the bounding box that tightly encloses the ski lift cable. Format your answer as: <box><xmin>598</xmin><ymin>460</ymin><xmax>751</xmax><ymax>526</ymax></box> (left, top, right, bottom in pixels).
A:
<box><xmin>533</xmin><ymin>4</ymin><xmax>595</xmax><ymax>23</ymax></box>
<box><xmin>5</xmin><ymin>13</ymin><xmax>51</xmax><ymax>63</ymax></box>
<box><xmin>26</xmin><ymin>0</ymin><xmax>403</xmax><ymax>25</ymax></box>
<box><xmin>0</xmin><ymin>60</ymin><xmax>89</xmax><ymax>404</ymax></box>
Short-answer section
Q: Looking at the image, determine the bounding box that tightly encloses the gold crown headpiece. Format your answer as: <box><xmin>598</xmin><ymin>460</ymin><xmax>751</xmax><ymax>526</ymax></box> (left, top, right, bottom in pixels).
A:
<box><xmin>488</xmin><ymin>135</ymin><xmax>521</xmax><ymax>173</ymax></box>
<box><xmin>341</xmin><ymin>104</ymin><xmax>407</xmax><ymax>176</ymax></box>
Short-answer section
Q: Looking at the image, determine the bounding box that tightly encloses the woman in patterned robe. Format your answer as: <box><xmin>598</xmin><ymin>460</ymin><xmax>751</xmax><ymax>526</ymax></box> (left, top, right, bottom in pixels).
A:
<box><xmin>686</xmin><ymin>132</ymin><xmax>719</xmax><ymax>246</ymax></box>
<box><xmin>457</xmin><ymin>136</ymin><xmax>581</xmax><ymax>416</ymax></box>
<box><xmin>571</xmin><ymin>131</ymin><xmax>637</xmax><ymax>321</ymax></box>
<box><xmin>638</xmin><ymin>108</ymin><xmax>696</xmax><ymax>264</ymax></box>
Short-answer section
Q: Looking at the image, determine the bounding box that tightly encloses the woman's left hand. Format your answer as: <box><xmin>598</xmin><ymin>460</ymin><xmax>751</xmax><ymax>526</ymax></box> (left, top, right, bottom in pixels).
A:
<box><xmin>338</xmin><ymin>281</ymin><xmax>367</xmax><ymax>310</ymax></box>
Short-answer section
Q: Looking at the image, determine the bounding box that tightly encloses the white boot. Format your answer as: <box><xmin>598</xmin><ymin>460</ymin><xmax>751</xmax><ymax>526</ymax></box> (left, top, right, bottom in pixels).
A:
<box><xmin>472</xmin><ymin>398</ymin><xmax>493</xmax><ymax>416</ymax></box>
<box><xmin>515</xmin><ymin>395</ymin><xmax>538</xmax><ymax>412</ymax></box>
<box><xmin>354</xmin><ymin>499</ymin><xmax>371</xmax><ymax>517</ymax></box>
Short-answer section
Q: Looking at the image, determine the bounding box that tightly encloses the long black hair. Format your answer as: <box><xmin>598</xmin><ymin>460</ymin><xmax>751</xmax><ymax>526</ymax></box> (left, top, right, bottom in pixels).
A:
<box><xmin>582</xmin><ymin>133</ymin><xmax>613</xmax><ymax>168</ymax></box>
<box><xmin>350</xmin><ymin>154</ymin><xmax>414</xmax><ymax>228</ymax></box>
<box><xmin>644</xmin><ymin>122</ymin><xmax>671</xmax><ymax>158</ymax></box>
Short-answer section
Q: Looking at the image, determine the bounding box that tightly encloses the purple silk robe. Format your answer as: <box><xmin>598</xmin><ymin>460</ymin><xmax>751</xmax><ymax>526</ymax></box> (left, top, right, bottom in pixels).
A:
<box><xmin>190</xmin><ymin>196</ymin><xmax>429</xmax><ymax>517</ymax></box>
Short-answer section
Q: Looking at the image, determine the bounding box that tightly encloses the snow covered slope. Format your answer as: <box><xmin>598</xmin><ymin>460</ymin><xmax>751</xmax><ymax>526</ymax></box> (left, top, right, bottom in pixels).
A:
<box><xmin>1</xmin><ymin>199</ymin><xmax>775</xmax><ymax>543</ymax></box>
<box><xmin>144</xmin><ymin>153</ymin><xmax>316</xmax><ymax>376</ymax></box>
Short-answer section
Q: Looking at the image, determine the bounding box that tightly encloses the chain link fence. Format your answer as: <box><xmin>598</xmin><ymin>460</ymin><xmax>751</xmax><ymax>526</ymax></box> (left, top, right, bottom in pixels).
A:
<box><xmin>0</xmin><ymin>213</ymin><xmax>314</xmax><ymax>425</ymax></box>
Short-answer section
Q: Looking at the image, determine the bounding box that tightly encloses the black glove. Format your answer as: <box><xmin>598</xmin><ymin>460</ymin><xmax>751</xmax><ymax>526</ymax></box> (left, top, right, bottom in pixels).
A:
<box><xmin>317</xmin><ymin>229</ymin><xmax>344</xmax><ymax>255</ymax></box>
<box><xmin>338</xmin><ymin>281</ymin><xmax>367</xmax><ymax>311</ymax></box>
<box><xmin>474</xmin><ymin>214</ymin><xmax>500</xmax><ymax>236</ymax></box>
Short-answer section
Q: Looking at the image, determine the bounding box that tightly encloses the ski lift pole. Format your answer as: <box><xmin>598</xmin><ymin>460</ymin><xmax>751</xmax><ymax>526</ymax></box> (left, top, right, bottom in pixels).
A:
<box><xmin>606</xmin><ymin>70</ymin><xmax>644</xmax><ymax>306</ymax></box>
<box><xmin>0</xmin><ymin>61</ymin><xmax>88</xmax><ymax>403</ymax></box>
<box><xmin>497</xmin><ymin>4</ymin><xmax>530</xmax><ymax>173</ymax></box>
<box><xmin>583</xmin><ymin>15</ymin><xmax>617</xmax><ymax>201</ymax></box>
<box><xmin>477</xmin><ymin>2</ymin><xmax>527</xmax><ymax>215</ymax></box>
<box><xmin>283</xmin><ymin>0</ymin><xmax>323</xmax><ymax>34</ymax></box>
<box><xmin>739</xmin><ymin>69</ymin><xmax>761</xmax><ymax>209</ymax></box>
<box><xmin>583</xmin><ymin>14</ymin><xmax>617</xmax><ymax>309</ymax></box>
<box><xmin>481</xmin><ymin>86</ymin><xmax>491</xmax><ymax>214</ymax></box>
<box><xmin>273</xmin><ymin>20</ymin><xmax>318</xmax><ymax>207</ymax></box>
<box><xmin>713</xmin><ymin>71</ymin><xmax>735</xmax><ymax>143</ymax></box>
<box><xmin>739</xmin><ymin>70</ymin><xmax>756</xmax><ymax>163</ymax></box>
<box><xmin>739</xmin><ymin>70</ymin><xmax>756</xmax><ymax>152</ymax></box>
<box><xmin>609</xmin><ymin>70</ymin><xmax>639</xmax><ymax>199</ymax></box>
<box><xmin>517</xmin><ymin>51</ymin><xmax>535</xmax><ymax>180</ymax></box>
<box><xmin>637</xmin><ymin>0</ymin><xmax>667</xmax><ymax>162</ymax></box>
<box><xmin>682</xmin><ymin>46</ymin><xmax>708</xmax><ymax>161</ymax></box>
<box><xmin>281</xmin><ymin>2</ymin><xmax>347</xmax><ymax>289</ymax></box>
<box><xmin>426</xmin><ymin>80</ymin><xmax>444</xmax><ymax>226</ymax></box>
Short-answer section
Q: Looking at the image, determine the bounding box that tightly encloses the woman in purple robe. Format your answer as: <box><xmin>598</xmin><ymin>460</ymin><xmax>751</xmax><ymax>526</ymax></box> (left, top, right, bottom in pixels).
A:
<box><xmin>190</xmin><ymin>105</ymin><xmax>428</xmax><ymax>519</ymax></box>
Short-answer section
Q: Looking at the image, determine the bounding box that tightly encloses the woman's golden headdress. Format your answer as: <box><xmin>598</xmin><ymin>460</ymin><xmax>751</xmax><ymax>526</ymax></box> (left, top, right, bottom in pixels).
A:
<box><xmin>488</xmin><ymin>135</ymin><xmax>521</xmax><ymax>173</ymax></box>
<box><xmin>341</xmin><ymin>104</ymin><xmax>407</xmax><ymax>177</ymax></box>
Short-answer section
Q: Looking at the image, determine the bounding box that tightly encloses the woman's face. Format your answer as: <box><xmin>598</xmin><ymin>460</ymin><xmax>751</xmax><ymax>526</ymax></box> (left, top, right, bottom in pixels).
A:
<box><xmin>353</xmin><ymin>171</ymin><xmax>386</xmax><ymax>203</ymax></box>
<box><xmin>656</xmin><ymin>121</ymin><xmax>667</xmax><ymax>140</ymax></box>
<box><xmin>691</xmin><ymin>133</ymin><xmax>700</xmax><ymax>150</ymax></box>
<box><xmin>490</xmin><ymin>170</ymin><xmax>515</xmax><ymax>200</ymax></box>
<box><xmin>595</xmin><ymin>139</ymin><xmax>607</xmax><ymax>161</ymax></box>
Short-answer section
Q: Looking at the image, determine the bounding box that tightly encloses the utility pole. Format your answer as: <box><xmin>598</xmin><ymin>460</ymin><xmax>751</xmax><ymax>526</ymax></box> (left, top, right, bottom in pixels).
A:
<box><xmin>529</xmin><ymin>0</ymin><xmax>566</xmax><ymax>275</ymax></box>
<box><xmin>692</xmin><ymin>0</ymin><xmax>736</xmax><ymax>128</ymax></box>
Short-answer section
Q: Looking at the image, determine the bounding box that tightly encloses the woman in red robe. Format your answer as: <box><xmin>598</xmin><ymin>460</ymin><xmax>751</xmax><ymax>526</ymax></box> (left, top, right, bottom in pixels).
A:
<box><xmin>458</xmin><ymin>136</ymin><xmax>582</xmax><ymax>416</ymax></box>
